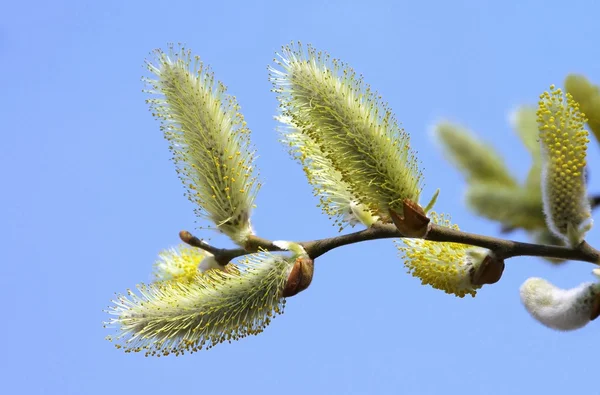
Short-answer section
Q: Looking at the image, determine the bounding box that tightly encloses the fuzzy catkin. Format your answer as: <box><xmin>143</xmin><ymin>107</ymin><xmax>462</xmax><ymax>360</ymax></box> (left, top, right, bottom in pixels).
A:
<box><xmin>270</xmin><ymin>43</ymin><xmax>423</xmax><ymax>217</ymax></box>
<box><xmin>397</xmin><ymin>213</ymin><xmax>489</xmax><ymax>298</ymax></box>
<box><xmin>278</xmin><ymin>116</ymin><xmax>378</xmax><ymax>230</ymax></box>
<box><xmin>521</xmin><ymin>274</ymin><xmax>600</xmax><ymax>331</ymax></box>
<box><xmin>105</xmin><ymin>253</ymin><xmax>291</xmax><ymax>357</ymax></box>
<box><xmin>145</xmin><ymin>45</ymin><xmax>260</xmax><ymax>244</ymax></box>
<box><xmin>537</xmin><ymin>85</ymin><xmax>592</xmax><ymax>246</ymax></box>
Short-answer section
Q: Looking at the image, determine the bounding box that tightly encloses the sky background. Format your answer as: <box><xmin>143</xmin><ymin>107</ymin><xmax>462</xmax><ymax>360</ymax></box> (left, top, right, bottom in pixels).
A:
<box><xmin>3</xmin><ymin>0</ymin><xmax>600</xmax><ymax>394</ymax></box>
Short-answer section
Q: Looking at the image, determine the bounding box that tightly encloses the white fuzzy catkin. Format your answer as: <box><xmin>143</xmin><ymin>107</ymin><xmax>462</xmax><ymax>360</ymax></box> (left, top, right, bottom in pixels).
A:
<box><xmin>520</xmin><ymin>272</ymin><xmax>600</xmax><ymax>331</ymax></box>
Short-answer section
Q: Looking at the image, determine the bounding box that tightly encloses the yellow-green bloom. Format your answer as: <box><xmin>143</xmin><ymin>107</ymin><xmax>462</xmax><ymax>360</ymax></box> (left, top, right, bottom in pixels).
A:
<box><xmin>537</xmin><ymin>85</ymin><xmax>592</xmax><ymax>246</ymax></box>
<box><xmin>153</xmin><ymin>244</ymin><xmax>207</xmax><ymax>282</ymax></box>
<box><xmin>520</xmin><ymin>269</ymin><xmax>600</xmax><ymax>331</ymax></box>
<box><xmin>270</xmin><ymin>43</ymin><xmax>423</xmax><ymax>217</ymax></box>
<box><xmin>564</xmin><ymin>74</ymin><xmax>600</xmax><ymax>143</ymax></box>
<box><xmin>105</xmin><ymin>252</ymin><xmax>291</xmax><ymax>357</ymax></box>
<box><xmin>145</xmin><ymin>45</ymin><xmax>260</xmax><ymax>245</ymax></box>
<box><xmin>397</xmin><ymin>213</ymin><xmax>490</xmax><ymax>298</ymax></box>
<box><xmin>433</xmin><ymin>121</ymin><xmax>517</xmax><ymax>187</ymax></box>
<box><xmin>153</xmin><ymin>244</ymin><xmax>234</xmax><ymax>281</ymax></box>
<box><xmin>277</xmin><ymin>115</ymin><xmax>379</xmax><ymax>230</ymax></box>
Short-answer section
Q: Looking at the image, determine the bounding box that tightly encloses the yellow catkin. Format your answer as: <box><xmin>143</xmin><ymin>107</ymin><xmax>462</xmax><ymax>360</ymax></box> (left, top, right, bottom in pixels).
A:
<box><xmin>397</xmin><ymin>213</ymin><xmax>488</xmax><ymax>298</ymax></box>
<box><xmin>278</xmin><ymin>116</ymin><xmax>379</xmax><ymax>231</ymax></box>
<box><xmin>536</xmin><ymin>85</ymin><xmax>592</xmax><ymax>245</ymax></box>
<box><xmin>145</xmin><ymin>45</ymin><xmax>260</xmax><ymax>244</ymax></box>
<box><xmin>153</xmin><ymin>245</ymin><xmax>206</xmax><ymax>282</ymax></box>
<box><xmin>270</xmin><ymin>42</ymin><xmax>423</xmax><ymax>217</ymax></box>
<box><xmin>105</xmin><ymin>253</ymin><xmax>291</xmax><ymax>357</ymax></box>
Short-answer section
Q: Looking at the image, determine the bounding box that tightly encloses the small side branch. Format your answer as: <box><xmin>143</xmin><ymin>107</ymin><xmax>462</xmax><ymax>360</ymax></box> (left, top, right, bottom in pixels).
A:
<box><xmin>179</xmin><ymin>231</ymin><xmax>221</xmax><ymax>255</ymax></box>
<box><xmin>591</xmin><ymin>194</ymin><xmax>600</xmax><ymax>209</ymax></box>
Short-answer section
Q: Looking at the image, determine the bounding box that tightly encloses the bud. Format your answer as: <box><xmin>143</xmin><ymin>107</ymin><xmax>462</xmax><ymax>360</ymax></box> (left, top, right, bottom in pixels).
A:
<box><xmin>537</xmin><ymin>85</ymin><xmax>592</xmax><ymax>246</ymax></box>
<box><xmin>273</xmin><ymin>241</ymin><xmax>315</xmax><ymax>297</ymax></box>
<box><xmin>470</xmin><ymin>251</ymin><xmax>505</xmax><ymax>286</ymax></box>
<box><xmin>389</xmin><ymin>199</ymin><xmax>430</xmax><ymax>238</ymax></box>
<box><xmin>520</xmin><ymin>270</ymin><xmax>600</xmax><ymax>331</ymax></box>
<box><xmin>282</xmin><ymin>256</ymin><xmax>314</xmax><ymax>297</ymax></box>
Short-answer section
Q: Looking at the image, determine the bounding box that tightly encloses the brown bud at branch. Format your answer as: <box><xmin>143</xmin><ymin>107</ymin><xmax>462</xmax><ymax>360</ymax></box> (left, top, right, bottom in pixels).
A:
<box><xmin>389</xmin><ymin>199</ymin><xmax>431</xmax><ymax>238</ymax></box>
<box><xmin>471</xmin><ymin>254</ymin><xmax>505</xmax><ymax>286</ymax></box>
<box><xmin>282</xmin><ymin>256</ymin><xmax>314</xmax><ymax>297</ymax></box>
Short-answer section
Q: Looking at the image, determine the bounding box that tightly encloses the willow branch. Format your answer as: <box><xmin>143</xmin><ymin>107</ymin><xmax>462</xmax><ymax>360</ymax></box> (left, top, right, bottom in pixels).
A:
<box><xmin>180</xmin><ymin>222</ymin><xmax>600</xmax><ymax>265</ymax></box>
<box><xmin>591</xmin><ymin>194</ymin><xmax>600</xmax><ymax>209</ymax></box>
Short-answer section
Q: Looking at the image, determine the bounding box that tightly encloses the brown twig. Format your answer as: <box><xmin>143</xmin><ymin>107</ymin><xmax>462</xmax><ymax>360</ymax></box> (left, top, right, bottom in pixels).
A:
<box><xmin>591</xmin><ymin>194</ymin><xmax>600</xmax><ymax>210</ymax></box>
<box><xmin>180</xmin><ymin>222</ymin><xmax>600</xmax><ymax>265</ymax></box>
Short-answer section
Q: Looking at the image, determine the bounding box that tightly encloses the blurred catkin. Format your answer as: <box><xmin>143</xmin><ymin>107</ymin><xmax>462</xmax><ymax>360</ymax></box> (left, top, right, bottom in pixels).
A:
<box><xmin>565</xmin><ymin>74</ymin><xmax>600</xmax><ymax>143</ymax></box>
<box><xmin>434</xmin><ymin>121</ymin><xmax>517</xmax><ymax>187</ymax></box>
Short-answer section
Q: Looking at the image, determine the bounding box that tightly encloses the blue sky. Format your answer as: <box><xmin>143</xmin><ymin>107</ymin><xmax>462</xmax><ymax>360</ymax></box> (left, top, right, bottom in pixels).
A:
<box><xmin>3</xmin><ymin>0</ymin><xmax>600</xmax><ymax>394</ymax></box>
